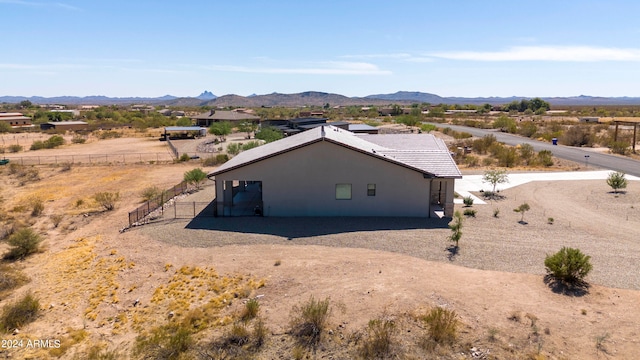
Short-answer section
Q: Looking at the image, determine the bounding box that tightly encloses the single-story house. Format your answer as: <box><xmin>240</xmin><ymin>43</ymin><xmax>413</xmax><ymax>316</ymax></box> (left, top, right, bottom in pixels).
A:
<box><xmin>0</xmin><ymin>112</ymin><xmax>32</xmax><ymax>127</ymax></box>
<box><xmin>162</xmin><ymin>126</ymin><xmax>207</xmax><ymax>140</ymax></box>
<box><xmin>192</xmin><ymin>110</ymin><xmax>260</xmax><ymax>127</ymax></box>
<box><xmin>40</xmin><ymin>121</ymin><xmax>88</xmax><ymax>131</ymax></box>
<box><xmin>207</xmin><ymin>125</ymin><xmax>461</xmax><ymax>218</ymax></box>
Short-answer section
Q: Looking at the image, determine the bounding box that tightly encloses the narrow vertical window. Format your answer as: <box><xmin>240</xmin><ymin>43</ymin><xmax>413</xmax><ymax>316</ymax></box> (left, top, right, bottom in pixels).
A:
<box><xmin>335</xmin><ymin>184</ymin><xmax>352</xmax><ymax>200</ymax></box>
<box><xmin>367</xmin><ymin>184</ymin><xmax>376</xmax><ymax>196</ymax></box>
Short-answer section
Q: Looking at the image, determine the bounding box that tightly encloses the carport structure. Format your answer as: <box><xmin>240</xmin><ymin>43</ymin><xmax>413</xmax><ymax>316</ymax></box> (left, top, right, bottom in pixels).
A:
<box><xmin>611</xmin><ymin>118</ymin><xmax>639</xmax><ymax>153</ymax></box>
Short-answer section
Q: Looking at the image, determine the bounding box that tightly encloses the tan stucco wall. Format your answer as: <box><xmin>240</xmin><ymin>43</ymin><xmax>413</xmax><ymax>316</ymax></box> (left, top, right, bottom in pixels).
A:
<box><xmin>215</xmin><ymin>140</ymin><xmax>435</xmax><ymax>217</ymax></box>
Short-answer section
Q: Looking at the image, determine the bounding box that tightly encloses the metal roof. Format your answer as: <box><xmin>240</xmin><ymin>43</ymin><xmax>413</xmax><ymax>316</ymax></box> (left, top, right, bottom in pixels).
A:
<box><xmin>47</xmin><ymin>121</ymin><xmax>87</xmax><ymax>125</ymax></box>
<box><xmin>209</xmin><ymin>125</ymin><xmax>461</xmax><ymax>179</ymax></box>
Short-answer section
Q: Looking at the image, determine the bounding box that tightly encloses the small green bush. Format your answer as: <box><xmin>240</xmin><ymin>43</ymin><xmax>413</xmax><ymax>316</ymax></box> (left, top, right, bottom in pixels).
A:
<box><xmin>226</xmin><ymin>143</ymin><xmax>241</xmax><ymax>156</ymax></box>
<box><xmin>71</xmin><ymin>136</ymin><xmax>86</xmax><ymax>144</ymax></box>
<box><xmin>0</xmin><ymin>292</ymin><xmax>40</xmax><ymax>332</ymax></box>
<box><xmin>0</xmin><ymin>265</ymin><xmax>28</xmax><ymax>295</ymax></box>
<box><xmin>290</xmin><ymin>295</ymin><xmax>331</xmax><ymax>346</ymax></box>
<box><xmin>30</xmin><ymin>141</ymin><xmax>45</xmax><ymax>151</ymax></box>
<box><xmin>7</xmin><ymin>144</ymin><xmax>22</xmax><ymax>153</ymax></box>
<box><xmin>140</xmin><ymin>186</ymin><xmax>162</xmax><ymax>202</ymax></box>
<box><xmin>4</xmin><ymin>228</ymin><xmax>42</xmax><ymax>260</ymax></box>
<box><xmin>544</xmin><ymin>247</ymin><xmax>592</xmax><ymax>286</ymax></box>
<box><xmin>178</xmin><ymin>153</ymin><xmax>190</xmax><ymax>162</ymax></box>
<box><xmin>183</xmin><ymin>168</ymin><xmax>207</xmax><ymax>190</ymax></box>
<box><xmin>202</xmin><ymin>153</ymin><xmax>229</xmax><ymax>166</ymax></box>
<box><xmin>29</xmin><ymin>197</ymin><xmax>44</xmax><ymax>217</ymax></box>
<box><xmin>423</xmin><ymin>307</ymin><xmax>458</xmax><ymax>344</ymax></box>
<box><xmin>462</xmin><ymin>196</ymin><xmax>474</xmax><ymax>207</ymax></box>
<box><xmin>241</xmin><ymin>298</ymin><xmax>260</xmax><ymax>322</ymax></box>
<box><xmin>134</xmin><ymin>323</ymin><xmax>193</xmax><ymax>359</ymax></box>
<box><xmin>463</xmin><ymin>209</ymin><xmax>476</xmax><ymax>217</ymax></box>
<box><xmin>606</xmin><ymin>171</ymin><xmax>628</xmax><ymax>194</ymax></box>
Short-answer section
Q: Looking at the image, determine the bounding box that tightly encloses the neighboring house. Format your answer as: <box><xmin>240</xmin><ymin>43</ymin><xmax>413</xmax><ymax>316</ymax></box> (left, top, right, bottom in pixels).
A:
<box><xmin>0</xmin><ymin>112</ymin><xmax>32</xmax><ymax>127</ymax></box>
<box><xmin>192</xmin><ymin>110</ymin><xmax>260</xmax><ymax>127</ymax></box>
<box><xmin>207</xmin><ymin>125</ymin><xmax>461</xmax><ymax>218</ymax></box>
<box><xmin>265</xmin><ymin>118</ymin><xmax>378</xmax><ymax>135</ymax></box>
<box><xmin>40</xmin><ymin>121</ymin><xmax>88</xmax><ymax>131</ymax></box>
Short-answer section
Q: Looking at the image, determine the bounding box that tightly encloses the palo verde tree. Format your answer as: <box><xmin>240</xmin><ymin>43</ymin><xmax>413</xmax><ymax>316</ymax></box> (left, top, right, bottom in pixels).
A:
<box><xmin>482</xmin><ymin>169</ymin><xmax>509</xmax><ymax>193</ymax></box>
<box><xmin>606</xmin><ymin>171</ymin><xmax>628</xmax><ymax>194</ymax></box>
<box><xmin>184</xmin><ymin>168</ymin><xmax>207</xmax><ymax>190</ymax></box>
<box><xmin>208</xmin><ymin>121</ymin><xmax>232</xmax><ymax>141</ymax></box>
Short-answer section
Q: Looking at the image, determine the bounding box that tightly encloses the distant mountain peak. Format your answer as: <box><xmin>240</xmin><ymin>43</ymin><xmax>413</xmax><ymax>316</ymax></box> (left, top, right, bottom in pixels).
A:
<box><xmin>197</xmin><ymin>90</ymin><xmax>216</xmax><ymax>100</ymax></box>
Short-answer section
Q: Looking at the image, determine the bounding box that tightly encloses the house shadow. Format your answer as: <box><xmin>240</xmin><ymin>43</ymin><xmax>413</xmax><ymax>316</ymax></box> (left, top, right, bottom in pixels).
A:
<box><xmin>185</xmin><ymin>212</ymin><xmax>450</xmax><ymax>239</ymax></box>
<box><xmin>543</xmin><ymin>275</ymin><xmax>590</xmax><ymax>297</ymax></box>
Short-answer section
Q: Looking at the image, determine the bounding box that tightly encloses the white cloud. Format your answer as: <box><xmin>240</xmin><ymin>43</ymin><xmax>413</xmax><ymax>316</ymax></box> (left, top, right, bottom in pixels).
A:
<box><xmin>430</xmin><ymin>46</ymin><xmax>640</xmax><ymax>62</ymax></box>
<box><xmin>205</xmin><ymin>61</ymin><xmax>391</xmax><ymax>75</ymax></box>
<box><xmin>341</xmin><ymin>53</ymin><xmax>434</xmax><ymax>63</ymax></box>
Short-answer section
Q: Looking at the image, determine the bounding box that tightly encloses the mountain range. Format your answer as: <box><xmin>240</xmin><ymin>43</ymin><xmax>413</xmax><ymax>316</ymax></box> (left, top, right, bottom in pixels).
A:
<box><xmin>3</xmin><ymin>91</ymin><xmax>640</xmax><ymax>107</ymax></box>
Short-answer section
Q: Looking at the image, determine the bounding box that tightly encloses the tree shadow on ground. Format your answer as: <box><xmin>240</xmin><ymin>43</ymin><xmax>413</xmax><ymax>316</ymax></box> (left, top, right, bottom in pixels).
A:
<box><xmin>446</xmin><ymin>245</ymin><xmax>459</xmax><ymax>261</ymax></box>
<box><xmin>518</xmin><ymin>220</ymin><xmax>528</xmax><ymax>225</ymax></box>
<box><xmin>543</xmin><ymin>275</ymin><xmax>590</xmax><ymax>297</ymax></box>
<box><xmin>607</xmin><ymin>190</ymin><xmax>627</xmax><ymax>195</ymax></box>
<box><xmin>185</xmin><ymin>214</ymin><xmax>450</xmax><ymax>240</ymax></box>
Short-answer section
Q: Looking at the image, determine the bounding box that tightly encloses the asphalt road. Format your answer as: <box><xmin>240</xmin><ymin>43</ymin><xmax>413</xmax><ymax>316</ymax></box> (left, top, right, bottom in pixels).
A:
<box><xmin>425</xmin><ymin>122</ymin><xmax>640</xmax><ymax>178</ymax></box>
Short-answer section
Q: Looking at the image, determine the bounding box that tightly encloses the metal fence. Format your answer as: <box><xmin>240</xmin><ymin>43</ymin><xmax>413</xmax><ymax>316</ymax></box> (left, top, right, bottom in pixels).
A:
<box><xmin>128</xmin><ymin>181</ymin><xmax>189</xmax><ymax>226</ymax></box>
<box><xmin>5</xmin><ymin>153</ymin><xmax>174</xmax><ymax>165</ymax></box>
<box><xmin>171</xmin><ymin>201</ymin><xmax>216</xmax><ymax>219</ymax></box>
<box><xmin>166</xmin><ymin>138</ymin><xmax>179</xmax><ymax>158</ymax></box>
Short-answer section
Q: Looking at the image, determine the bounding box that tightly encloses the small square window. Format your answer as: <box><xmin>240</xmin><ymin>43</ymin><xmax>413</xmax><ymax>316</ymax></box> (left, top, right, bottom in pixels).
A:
<box><xmin>367</xmin><ymin>184</ymin><xmax>376</xmax><ymax>196</ymax></box>
<box><xmin>336</xmin><ymin>184</ymin><xmax>352</xmax><ymax>200</ymax></box>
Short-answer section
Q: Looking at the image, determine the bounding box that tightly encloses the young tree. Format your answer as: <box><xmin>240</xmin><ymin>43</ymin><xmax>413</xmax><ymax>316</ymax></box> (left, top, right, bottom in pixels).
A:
<box><xmin>606</xmin><ymin>171</ymin><xmax>628</xmax><ymax>194</ymax></box>
<box><xmin>208</xmin><ymin>121</ymin><xmax>232</xmax><ymax>141</ymax></box>
<box><xmin>237</xmin><ymin>122</ymin><xmax>258</xmax><ymax>139</ymax></box>
<box><xmin>93</xmin><ymin>192</ymin><xmax>120</xmax><ymax>211</ymax></box>
<box><xmin>482</xmin><ymin>169</ymin><xmax>509</xmax><ymax>193</ymax></box>
<box><xmin>447</xmin><ymin>211</ymin><xmax>463</xmax><ymax>248</ymax></box>
<box><xmin>184</xmin><ymin>168</ymin><xmax>207</xmax><ymax>190</ymax></box>
<box><xmin>513</xmin><ymin>203</ymin><xmax>530</xmax><ymax>223</ymax></box>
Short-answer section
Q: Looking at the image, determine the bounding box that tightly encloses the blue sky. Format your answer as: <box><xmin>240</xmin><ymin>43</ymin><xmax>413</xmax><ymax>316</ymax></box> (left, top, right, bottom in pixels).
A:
<box><xmin>3</xmin><ymin>0</ymin><xmax>640</xmax><ymax>98</ymax></box>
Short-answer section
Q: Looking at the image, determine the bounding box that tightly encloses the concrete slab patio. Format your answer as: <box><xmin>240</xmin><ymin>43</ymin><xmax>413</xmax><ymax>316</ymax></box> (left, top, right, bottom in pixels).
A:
<box><xmin>455</xmin><ymin>170</ymin><xmax>640</xmax><ymax>205</ymax></box>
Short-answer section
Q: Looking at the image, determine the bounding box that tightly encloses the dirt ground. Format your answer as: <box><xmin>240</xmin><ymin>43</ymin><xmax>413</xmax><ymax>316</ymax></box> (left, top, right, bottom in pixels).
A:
<box><xmin>0</xmin><ymin>135</ymin><xmax>639</xmax><ymax>359</ymax></box>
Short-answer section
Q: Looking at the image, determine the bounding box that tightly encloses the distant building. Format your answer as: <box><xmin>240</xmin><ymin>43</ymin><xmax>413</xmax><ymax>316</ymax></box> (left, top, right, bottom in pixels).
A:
<box><xmin>0</xmin><ymin>112</ymin><xmax>32</xmax><ymax>127</ymax></box>
<box><xmin>51</xmin><ymin>109</ymin><xmax>80</xmax><ymax>117</ymax></box>
<box><xmin>40</xmin><ymin>121</ymin><xmax>88</xmax><ymax>131</ymax></box>
<box><xmin>191</xmin><ymin>109</ymin><xmax>260</xmax><ymax>127</ymax></box>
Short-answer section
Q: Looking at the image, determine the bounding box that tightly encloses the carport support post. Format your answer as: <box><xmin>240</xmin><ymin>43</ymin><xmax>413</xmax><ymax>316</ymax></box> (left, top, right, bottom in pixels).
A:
<box><xmin>633</xmin><ymin>123</ymin><xmax>637</xmax><ymax>153</ymax></box>
<box><xmin>215</xmin><ymin>179</ymin><xmax>225</xmax><ymax>216</ymax></box>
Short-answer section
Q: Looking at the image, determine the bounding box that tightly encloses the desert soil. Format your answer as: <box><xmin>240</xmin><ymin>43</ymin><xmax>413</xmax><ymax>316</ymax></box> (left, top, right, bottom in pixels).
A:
<box><xmin>0</xmin><ymin>135</ymin><xmax>638</xmax><ymax>359</ymax></box>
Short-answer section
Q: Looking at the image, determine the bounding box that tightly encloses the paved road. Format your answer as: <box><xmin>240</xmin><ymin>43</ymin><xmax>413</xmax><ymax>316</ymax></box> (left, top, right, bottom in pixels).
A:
<box><xmin>425</xmin><ymin>122</ymin><xmax>640</xmax><ymax>178</ymax></box>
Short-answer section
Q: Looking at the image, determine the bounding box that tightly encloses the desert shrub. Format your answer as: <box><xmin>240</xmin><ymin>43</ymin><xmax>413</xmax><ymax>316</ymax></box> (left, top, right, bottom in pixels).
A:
<box><xmin>30</xmin><ymin>141</ymin><xmax>45</xmax><ymax>151</ymax></box>
<box><xmin>359</xmin><ymin>317</ymin><xmax>397</xmax><ymax>358</ymax></box>
<box><xmin>44</xmin><ymin>135</ymin><xmax>65</xmax><ymax>149</ymax></box>
<box><xmin>241</xmin><ymin>298</ymin><xmax>260</xmax><ymax>322</ymax></box>
<box><xmin>178</xmin><ymin>153</ymin><xmax>190</xmax><ymax>162</ymax></box>
<box><xmin>29</xmin><ymin>197</ymin><xmax>44</xmax><ymax>217</ymax></box>
<box><xmin>253</xmin><ymin>318</ymin><xmax>268</xmax><ymax>348</ymax></box>
<box><xmin>226</xmin><ymin>142</ymin><xmax>241</xmax><ymax>156</ymax></box>
<box><xmin>134</xmin><ymin>323</ymin><xmax>193</xmax><ymax>360</ymax></box>
<box><xmin>493</xmin><ymin>115</ymin><xmax>517</xmax><ymax>133</ymax></box>
<box><xmin>4</xmin><ymin>228</ymin><xmax>42</xmax><ymax>260</ymax></box>
<box><xmin>493</xmin><ymin>208</ymin><xmax>500</xmax><ymax>218</ymax></box>
<box><xmin>140</xmin><ymin>186</ymin><xmax>162</xmax><ymax>202</ymax></box>
<box><xmin>463</xmin><ymin>209</ymin><xmax>476</xmax><ymax>217</ymax></box>
<box><xmin>0</xmin><ymin>292</ymin><xmax>40</xmax><ymax>332</ymax></box>
<box><xmin>462</xmin><ymin>196</ymin><xmax>474</xmax><ymax>207</ymax></box>
<box><xmin>60</xmin><ymin>162</ymin><xmax>72</xmax><ymax>172</ymax></box>
<box><xmin>7</xmin><ymin>144</ymin><xmax>22</xmax><ymax>153</ymax></box>
<box><xmin>85</xmin><ymin>345</ymin><xmax>120</xmax><ymax>360</ymax></box>
<box><xmin>609</xmin><ymin>141</ymin><xmax>630</xmax><ymax>155</ymax></box>
<box><xmin>202</xmin><ymin>154</ymin><xmax>229</xmax><ymax>166</ymax></box>
<box><xmin>517</xmin><ymin>121</ymin><xmax>538</xmax><ymax>137</ymax></box>
<box><xmin>422</xmin><ymin>307</ymin><xmax>458</xmax><ymax>345</ymax></box>
<box><xmin>183</xmin><ymin>168</ymin><xmax>207</xmax><ymax>190</ymax></box>
<box><xmin>537</xmin><ymin>150</ymin><xmax>554</xmax><ymax>167</ymax></box>
<box><xmin>496</xmin><ymin>147</ymin><xmax>519</xmax><ymax>167</ymax></box>
<box><xmin>464</xmin><ymin>155</ymin><xmax>479</xmax><ymax>167</ymax></box>
<box><xmin>606</xmin><ymin>171</ymin><xmax>628</xmax><ymax>193</ymax></box>
<box><xmin>241</xmin><ymin>141</ymin><xmax>261</xmax><ymax>151</ymax></box>
<box><xmin>290</xmin><ymin>295</ymin><xmax>331</xmax><ymax>346</ymax></box>
<box><xmin>98</xmin><ymin>131</ymin><xmax>121</xmax><ymax>139</ymax></box>
<box><xmin>518</xmin><ymin>143</ymin><xmax>536</xmax><ymax>165</ymax></box>
<box><xmin>50</xmin><ymin>214</ymin><xmax>64</xmax><ymax>228</ymax></box>
<box><xmin>71</xmin><ymin>136</ymin><xmax>86</xmax><ymax>144</ymax></box>
<box><xmin>544</xmin><ymin>247</ymin><xmax>592</xmax><ymax>286</ymax></box>
<box><xmin>93</xmin><ymin>192</ymin><xmax>120</xmax><ymax>211</ymax></box>
<box><xmin>561</xmin><ymin>125</ymin><xmax>593</xmax><ymax>147</ymax></box>
<box><xmin>420</xmin><ymin>123</ymin><xmax>437</xmax><ymax>133</ymax></box>
<box><xmin>0</xmin><ymin>265</ymin><xmax>28</xmax><ymax>295</ymax></box>
<box><xmin>226</xmin><ymin>323</ymin><xmax>250</xmax><ymax>346</ymax></box>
